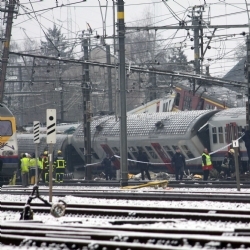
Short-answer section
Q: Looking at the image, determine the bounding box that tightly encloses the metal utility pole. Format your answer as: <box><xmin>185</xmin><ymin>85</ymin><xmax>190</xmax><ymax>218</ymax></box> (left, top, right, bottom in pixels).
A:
<box><xmin>18</xmin><ymin>64</ymin><xmax>23</xmax><ymax>126</ymax></box>
<box><xmin>245</xmin><ymin>0</ymin><xmax>250</xmax><ymax>127</ymax></box>
<box><xmin>192</xmin><ymin>8</ymin><xmax>201</xmax><ymax>94</ymax></box>
<box><xmin>106</xmin><ymin>44</ymin><xmax>113</xmax><ymax>112</ymax></box>
<box><xmin>117</xmin><ymin>0</ymin><xmax>128</xmax><ymax>186</ymax></box>
<box><xmin>246</xmin><ymin>36</ymin><xmax>250</xmax><ymax>126</ymax></box>
<box><xmin>0</xmin><ymin>0</ymin><xmax>17</xmax><ymax>103</ymax></box>
<box><xmin>149</xmin><ymin>69</ymin><xmax>157</xmax><ymax>101</ymax></box>
<box><xmin>82</xmin><ymin>38</ymin><xmax>92</xmax><ymax>180</ymax></box>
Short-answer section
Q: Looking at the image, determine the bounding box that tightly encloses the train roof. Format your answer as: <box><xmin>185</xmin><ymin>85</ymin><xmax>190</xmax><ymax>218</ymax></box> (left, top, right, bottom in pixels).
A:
<box><xmin>17</xmin><ymin>134</ymin><xmax>71</xmax><ymax>155</ymax></box>
<box><xmin>75</xmin><ymin>110</ymin><xmax>216</xmax><ymax>138</ymax></box>
<box><xmin>0</xmin><ymin>103</ymin><xmax>14</xmax><ymax>117</ymax></box>
<box><xmin>209</xmin><ymin>107</ymin><xmax>245</xmax><ymax>122</ymax></box>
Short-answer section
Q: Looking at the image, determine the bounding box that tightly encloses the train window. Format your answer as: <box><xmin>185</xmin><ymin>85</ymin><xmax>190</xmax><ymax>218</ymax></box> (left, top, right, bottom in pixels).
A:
<box><xmin>224</xmin><ymin>127</ymin><xmax>227</xmax><ymax>143</ymax></box>
<box><xmin>212</xmin><ymin>127</ymin><xmax>217</xmax><ymax>143</ymax></box>
<box><xmin>180</xmin><ymin>145</ymin><xmax>195</xmax><ymax>159</ymax></box>
<box><xmin>163</xmin><ymin>145</ymin><xmax>174</xmax><ymax>158</ymax></box>
<box><xmin>0</xmin><ymin>121</ymin><xmax>12</xmax><ymax>136</ymax></box>
<box><xmin>175</xmin><ymin>93</ymin><xmax>180</xmax><ymax>106</ymax></box>
<box><xmin>136</xmin><ymin>146</ymin><xmax>150</xmax><ymax>158</ymax></box>
<box><xmin>145</xmin><ymin>146</ymin><xmax>158</xmax><ymax>159</ymax></box>
<box><xmin>218</xmin><ymin>127</ymin><xmax>224</xmax><ymax>143</ymax></box>
<box><xmin>91</xmin><ymin>148</ymin><xmax>100</xmax><ymax>160</ymax></box>
<box><xmin>112</xmin><ymin>147</ymin><xmax>120</xmax><ymax>155</ymax></box>
<box><xmin>128</xmin><ymin>146</ymin><xmax>138</xmax><ymax>158</ymax></box>
<box><xmin>238</xmin><ymin>126</ymin><xmax>243</xmax><ymax>137</ymax></box>
<box><xmin>128</xmin><ymin>152</ymin><xmax>133</xmax><ymax>160</ymax></box>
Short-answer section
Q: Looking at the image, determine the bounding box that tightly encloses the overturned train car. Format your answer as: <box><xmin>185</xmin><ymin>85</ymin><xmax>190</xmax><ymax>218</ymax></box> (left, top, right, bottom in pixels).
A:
<box><xmin>17</xmin><ymin>108</ymin><xmax>248</xmax><ymax>176</ymax></box>
<box><xmin>72</xmin><ymin>109</ymin><xmax>226</xmax><ymax>174</ymax></box>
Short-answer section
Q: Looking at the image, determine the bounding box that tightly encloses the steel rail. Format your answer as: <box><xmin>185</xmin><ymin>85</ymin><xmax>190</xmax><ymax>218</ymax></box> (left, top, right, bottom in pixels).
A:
<box><xmin>1</xmin><ymin>189</ymin><xmax>250</xmax><ymax>202</ymax></box>
<box><xmin>2</xmin><ymin>222</ymin><xmax>250</xmax><ymax>249</ymax></box>
<box><xmin>2</xmin><ymin>201</ymin><xmax>250</xmax><ymax>215</ymax></box>
<box><xmin>2</xmin><ymin>203</ymin><xmax>250</xmax><ymax>222</ymax></box>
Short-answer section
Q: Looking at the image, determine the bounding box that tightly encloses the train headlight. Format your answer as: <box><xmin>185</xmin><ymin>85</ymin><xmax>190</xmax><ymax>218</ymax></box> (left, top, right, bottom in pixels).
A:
<box><xmin>2</xmin><ymin>151</ymin><xmax>13</xmax><ymax>156</ymax></box>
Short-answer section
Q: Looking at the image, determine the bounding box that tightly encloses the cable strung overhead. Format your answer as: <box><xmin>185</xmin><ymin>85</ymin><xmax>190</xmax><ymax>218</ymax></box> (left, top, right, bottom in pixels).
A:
<box><xmin>9</xmin><ymin>51</ymin><xmax>246</xmax><ymax>89</ymax></box>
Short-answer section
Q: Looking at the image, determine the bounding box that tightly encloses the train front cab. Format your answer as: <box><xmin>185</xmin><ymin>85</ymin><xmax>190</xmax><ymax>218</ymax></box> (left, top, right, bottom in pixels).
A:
<box><xmin>0</xmin><ymin>108</ymin><xmax>19</xmax><ymax>178</ymax></box>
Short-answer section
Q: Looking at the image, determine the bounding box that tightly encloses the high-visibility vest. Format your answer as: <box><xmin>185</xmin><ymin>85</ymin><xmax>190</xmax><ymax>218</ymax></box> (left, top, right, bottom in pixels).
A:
<box><xmin>54</xmin><ymin>156</ymin><xmax>66</xmax><ymax>169</ymax></box>
<box><xmin>21</xmin><ymin>158</ymin><xmax>30</xmax><ymax>173</ymax></box>
<box><xmin>29</xmin><ymin>158</ymin><xmax>36</xmax><ymax>167</ymax></box>
<box><xmin>202</xmin><ymin>153</ymin><xmax>212</xmax><ymax>169</ymax></box>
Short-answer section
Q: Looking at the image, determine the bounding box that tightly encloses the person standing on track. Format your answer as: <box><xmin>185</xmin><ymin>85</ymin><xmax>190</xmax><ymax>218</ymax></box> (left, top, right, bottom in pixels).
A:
<box><xmin>20</xmin><ymin>153</ymin><xmax>29</xmax><ymax>187</ymax></box>
<box><xmin>171</xmin><ymin>148</ymin><xmax>186</xmax><ymax>181</ymax></box>
<box><xmin>53</xmin><ymin>150</ymin><xmax>66</xmax><ymax>183</ymax></box>
<box><xmin>29</xmin><ymin>153</ymin><xmax>37</xmax><ymax>185</ymax></box>
<box><xmin>101</xmin><ymin>154</ymin><xmax>115</xmax><ymax>180</ymax></box>
<box><xmin>202</xmin><ymin>148</ymin><xmax>213</xmax><ymax>181</ymax></box>
<box><xmin>137</xmin><ymin>150</ymin><xmax>151</xmax><ymax>180</ymax></box>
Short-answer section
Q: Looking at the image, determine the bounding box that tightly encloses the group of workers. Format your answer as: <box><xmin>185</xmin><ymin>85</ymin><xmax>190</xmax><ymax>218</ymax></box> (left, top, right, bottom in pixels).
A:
<box><xmin>101</xmin><ymin>146</ymin><xmax>237</xmax><ymax>182</ymax></box>
<box><xmin>19</xmin><ymin>150</ymin><xmax>66</xmax><ymax>187</ymax></box>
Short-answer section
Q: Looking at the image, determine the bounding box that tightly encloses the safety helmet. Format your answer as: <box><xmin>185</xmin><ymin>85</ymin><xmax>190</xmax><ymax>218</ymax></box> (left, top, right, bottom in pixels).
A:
<box><xmin>229</xmin><ymin>149</ymin><xmax>235</xmax><ymax>154</ymax></box>
<box><xmin>44</xmin><ymin>151</ymin><xmax>48</xmax><ymax>155</ymax></box>
<box><xmin>58</xmin><ymin>150</ymin><xmax>62</xmax><ymax>154</ymax></box>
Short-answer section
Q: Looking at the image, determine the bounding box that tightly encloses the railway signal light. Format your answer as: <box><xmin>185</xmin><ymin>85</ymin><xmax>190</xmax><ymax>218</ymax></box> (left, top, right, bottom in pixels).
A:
<box><xmin>46</xmin><ymin>109</ymin><xmax>56</xmax><ymax>144</ymax></box>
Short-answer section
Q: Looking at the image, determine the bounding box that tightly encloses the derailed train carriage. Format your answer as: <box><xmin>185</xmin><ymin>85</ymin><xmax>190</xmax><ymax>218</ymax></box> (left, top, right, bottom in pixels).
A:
<box><xmin>17</xmin><ymin>107</ymin><xmax>248</xmax><ymax>176</ymax></box>
<box><xmin>72</xmin><ymin>107</ymin><xmax>249</xmax><ymax>174</ymax></box>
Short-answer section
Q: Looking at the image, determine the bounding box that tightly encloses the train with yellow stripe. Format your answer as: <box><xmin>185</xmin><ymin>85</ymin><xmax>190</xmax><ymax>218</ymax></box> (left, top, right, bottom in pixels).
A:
<box><xmin>0</xmin><ymin>103</ymin><xmax>19</xmax><ymax>177</ymax></box>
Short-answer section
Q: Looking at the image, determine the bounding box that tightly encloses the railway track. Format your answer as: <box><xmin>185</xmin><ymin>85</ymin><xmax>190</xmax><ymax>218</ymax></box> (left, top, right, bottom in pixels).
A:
<box><xmin>2</xmin><ymin>179</ymin><xmax>250</xmax><ymax>188</ymax></box>
<box><xmin>2</xmin><ymin>219</ymin><xmax>250</xmax><ymax>249</ymax></box>
<box><xmin>2</xmin><ymin>201</ymin><xmax>250</xmax><ymax>222</ymax></box>
<box><xmin>2</xmin><ymin>186</ymin><xmax>250</xmax><ymax>202</ymax></box>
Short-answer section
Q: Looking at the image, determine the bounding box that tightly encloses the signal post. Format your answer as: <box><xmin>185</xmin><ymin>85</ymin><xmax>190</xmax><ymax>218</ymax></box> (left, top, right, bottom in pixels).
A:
<box><xmin>46</xmin><ymin>109</ymin><xmax>56</xmax><ymax>202</ymax></box>
<box><xmin>33</xmin><ymin>121</ymin><xmax>40</xmax><ymax>184</ymax></box>
<box><xmin>232</xmin><ymin>140</ymin><xmax>240</xmax><ymax>192</ymax></box>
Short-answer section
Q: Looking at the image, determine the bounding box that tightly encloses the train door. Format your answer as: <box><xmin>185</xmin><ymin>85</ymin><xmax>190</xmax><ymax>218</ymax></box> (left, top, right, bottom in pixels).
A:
<box><xmin>197</xmin><ymin>123</ymin><xmax>210</xmax><ymax>151</ymax></box>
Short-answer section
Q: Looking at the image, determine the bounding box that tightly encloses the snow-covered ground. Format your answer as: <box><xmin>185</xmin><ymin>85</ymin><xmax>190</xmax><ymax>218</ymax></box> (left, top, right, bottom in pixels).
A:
<box><xmin>2</xmin><ymin>187</ymin><xmax>250</xmax><ymax>250</ymax></box>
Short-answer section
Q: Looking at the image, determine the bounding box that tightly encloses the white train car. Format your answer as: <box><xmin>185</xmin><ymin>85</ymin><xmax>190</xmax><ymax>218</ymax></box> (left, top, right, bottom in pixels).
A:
<box><xmin>72</xmin><ymin>110</ymin><xmax>217</xmax><ymax>174</ymax></box>
<box><xmin>207</xmin><ymin>107</ymin><xmax>247</xmax><ymax>167</ymax></box>
<box><xmin>17</xmin><ymin>108</ymin><xmax>249</xmax><ymax>176</ymax></box>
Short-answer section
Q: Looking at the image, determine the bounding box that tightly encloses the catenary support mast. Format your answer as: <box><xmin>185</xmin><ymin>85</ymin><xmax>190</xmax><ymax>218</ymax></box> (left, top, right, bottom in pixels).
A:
<box><xmin>82</xmin><ymin>38</ymin><xmax>92</xmax><ymax>180</ymax></box>
<box><xmin>0</xmin><ymin>0</ymin><xmax>17</xmax><ymax>103</ymax></box>
<box><xmin>117</xmin><ymin>0</ymin><xmax>128</xmax><ymax>186</ymax></box>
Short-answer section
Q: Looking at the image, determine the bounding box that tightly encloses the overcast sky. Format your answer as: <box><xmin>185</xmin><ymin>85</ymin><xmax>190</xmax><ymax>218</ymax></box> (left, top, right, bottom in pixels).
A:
<box><xmin>5</xmin><ymin>0</ymin><xmax>250</xmax><ymax>77</ymax></box>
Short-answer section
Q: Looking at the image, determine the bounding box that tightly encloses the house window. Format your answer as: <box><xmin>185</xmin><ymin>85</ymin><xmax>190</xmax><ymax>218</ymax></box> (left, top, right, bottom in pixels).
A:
<box><xmin>145</xmin><ymin>146</ymin><xmax>158</xmax><ymax>159</ymax></box>
<box><xmin>212</xmin><ymin>127</ymin><xmax>217</xmax><ymax>143</ymax></box>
